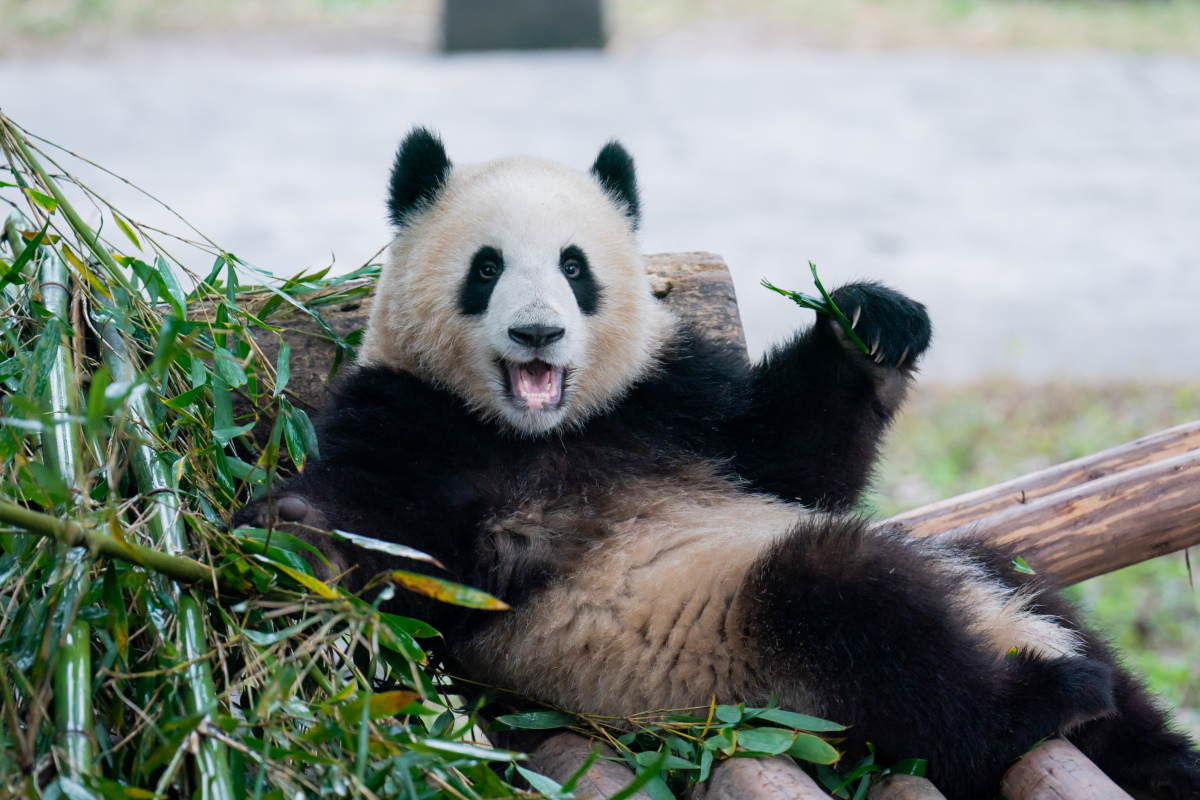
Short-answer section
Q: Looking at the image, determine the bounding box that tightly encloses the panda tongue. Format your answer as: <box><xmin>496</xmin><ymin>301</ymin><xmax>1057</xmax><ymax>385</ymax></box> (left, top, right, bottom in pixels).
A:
<box><xmin>510</xmin><ymin>361</ymin><xmax>562</xmax><ymax>410</ymax></box>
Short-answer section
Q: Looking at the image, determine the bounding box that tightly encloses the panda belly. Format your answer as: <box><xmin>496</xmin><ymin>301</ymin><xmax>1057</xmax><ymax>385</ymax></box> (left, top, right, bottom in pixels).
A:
<box><xmin>455</xmin><ymin>488</ymin><xmax>810</xmax><ymax>717</ymax></box>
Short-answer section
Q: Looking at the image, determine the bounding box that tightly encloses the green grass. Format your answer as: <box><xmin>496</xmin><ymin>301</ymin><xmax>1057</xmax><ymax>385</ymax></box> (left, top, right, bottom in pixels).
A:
<box><xmin>871</xmin><ymin>380</ymin><xmax>1200</xmax><ymax>735</ymax></box>
<box><xmin>3</xmin><ymin>0</ymin><xmax>1200</xmax><ymax>55</ymax></box>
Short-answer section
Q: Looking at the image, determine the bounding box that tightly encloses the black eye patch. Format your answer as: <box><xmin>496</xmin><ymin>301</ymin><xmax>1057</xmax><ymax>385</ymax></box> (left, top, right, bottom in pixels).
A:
<box><xmin>459</xmin><ymin>246</ymin><xmax>504</xmax><ymax>316</ymax></box>
<box><xmin>560</xmin><ymin>245</ymin><xmax>602</xmax><ymax>316</ymax></box>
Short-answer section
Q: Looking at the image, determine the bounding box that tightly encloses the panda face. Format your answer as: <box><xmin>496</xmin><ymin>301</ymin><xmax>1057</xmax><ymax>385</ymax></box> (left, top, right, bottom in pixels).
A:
<box><xmin>359</xmin><ymin>132</ymin><xmax>674</xmax><ymax>436</ymax></box>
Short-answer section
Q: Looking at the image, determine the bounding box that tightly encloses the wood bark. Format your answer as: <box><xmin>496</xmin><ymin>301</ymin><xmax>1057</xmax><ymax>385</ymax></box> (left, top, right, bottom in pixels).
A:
<box><xmin>867</xmin><ymin>774</ymin><xmax>947</xmax><ymax>800</ymax></box>
<box><xmin>891</xmin><ymin>420</ymin><xmax>1200</xmax><ymax>537</ymax></box>
<box><xmin>916</xmin><ymin>448</ymin><xmax>1200</xmax><ymax>586</ymax></box>
<box><xmin>690</xmin><ymin>756</ymin><xmax>829</xmax><ymax>800</ymax></box>
<box><xmin>1000</xmin><ymin>739</ymin><xmax>1133</xmax><ymax>800</ymax></box>
<box><xmin>523</xmin><ymin>732</ymin><xmax>651</xmax><ymax>800</ymax></box>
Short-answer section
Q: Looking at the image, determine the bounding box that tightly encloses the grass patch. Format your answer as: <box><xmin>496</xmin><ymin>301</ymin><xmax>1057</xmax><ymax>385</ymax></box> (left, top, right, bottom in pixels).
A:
<box><xmin>871</xmin><ymin>379</ymin><xmax>1200</xmax><ymax>734</ymax></box>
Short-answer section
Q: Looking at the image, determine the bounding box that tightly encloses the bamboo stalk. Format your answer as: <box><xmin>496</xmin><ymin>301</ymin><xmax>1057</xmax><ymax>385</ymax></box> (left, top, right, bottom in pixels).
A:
<box><xmin>99</xmin><ymin>317</ymin><xmax>236</xmax><ymax>800</ymax></box>
<box><xmin>34</xmin><ymin>242</ymin><xmax>98</xmax><ymax>792</ymax></box>
<box><xmin>690</xmin><ymin>756</ymin><xmax>829</xmax><ymax>800</ymax></box>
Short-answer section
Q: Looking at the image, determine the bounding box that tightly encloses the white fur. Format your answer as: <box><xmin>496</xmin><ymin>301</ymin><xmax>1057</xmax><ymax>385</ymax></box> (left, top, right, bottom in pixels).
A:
<box><xmin>359</xmin><ymin>155</ymin><xmax>675</xmax><ymax>436</ymax></box>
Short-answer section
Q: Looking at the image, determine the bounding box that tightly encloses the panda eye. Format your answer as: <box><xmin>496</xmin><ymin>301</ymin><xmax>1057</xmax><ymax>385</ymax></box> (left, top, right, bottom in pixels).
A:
<box><xmin>476</xmin><ymin>260</ymin><xmax>499</xmax><ymax>280</ymax></box>
<box><xmin>561</xmin><ymin>259</ymin><xmax>581</xmax><ymax>279</ymax></box>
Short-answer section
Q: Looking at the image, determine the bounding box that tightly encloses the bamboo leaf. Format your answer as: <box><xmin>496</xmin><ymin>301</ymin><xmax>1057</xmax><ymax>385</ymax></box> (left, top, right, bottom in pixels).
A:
<box><xmin>784</xmin><ymin>732</ymin><xmax>841</xmax><ymax>765</ymax></box>
<box><xmin>24</xmin><ymin>188</ymin><xmax>58</xmax><ymax>213</ymax></box>
<box><xmin>390</xmin><ymin>570</ymin><xmax>510</xmax><ymax>610</ymax></box>
<box><xmin>273</xmin><ymin>341</ymin><xmax>290</xmax><ymax>397</ymax></box>
<box><xmin>113</xmin><ymin>213</ymin><xmax>140</xmax><ymax>250</ymax></box>
<box><xmin>329</xmin><ymin>528</ymin><xmax>443</xmax><ymax>567</ymax></box>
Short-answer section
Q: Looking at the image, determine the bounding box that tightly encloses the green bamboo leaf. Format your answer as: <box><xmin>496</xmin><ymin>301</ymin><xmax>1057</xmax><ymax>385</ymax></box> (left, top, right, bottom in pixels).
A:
<box><xmin>757</xmin><ymin>708</ymin><xmax>846</xmax><ymax>732</ymax></box>
<box><xmin>634</xmin><ymin>750</ymin><xmax>699</xmax><ymax>770</ymax></box>
<box><xmin>113</xmin><ymin>213</ymin><xmax>140</xmax><ymax>250</ymax></box>
<box><xmin>1</xmin><ymin>220</ymin><xmax>47</xmax><ymax>287</ymax></box>
<box><xmin>24</xmin><ymin>188</ymin><xmax>58</xmax><ymax>213</ymax></box>
<box><xmin>1013</xmin><ymin>555</ymin><xmax>1036</xmax><ymax>575</ymax></box>
<box><xmin>493</xmin><ymin>710</ymin><xmax>576</xmax><ymax>730</ymax></box>
<box><xmin>240</xmin><ymin>616</ymin><xmax>320</xmax><ymax>646</ymax></box>
<box><xmin>416</xmin><ymin>739</ymin><xmax>520</xmax><ymax>761</ymax></box>
<box><xmin>515</xmin><ymin>764</ymin><xmax>565</xmax><ymax>796</ymax></box>
<box><xmin>273</xmin><ymin>341</ymin><xmax>290</xmax><ymax>397</ymax></box>
<box><xmin>155</xmin><ymin>257</ymin><xmax>186</xmax><ymax>316</ymax></box>
<box><xmin>890</xmin><ymin>758</ymin><xmax>927</xmax><ymax>777</ymax></box>
<box><xmin>212</xmin><ymin>422</ymin><xmax>256</xmax><ymax>445</ymax></box>
<box><xmin>213</xmin><ymin>347</ymin><xmax>247</xmax><ymax>388</ymax></box>
<box><xmin>291</xmin><ymin>407</ymin><xmax>319</xmax><ymax>460</ymax></box>
<box><xmin>784</xmin><ymin>732</ymin><xmax>840</xmax><ymax>765</ymax></box>
<box><xmin>737</xmin><ymin>727</ymin><xmax>796</xmax><ymax>755</ymax></box>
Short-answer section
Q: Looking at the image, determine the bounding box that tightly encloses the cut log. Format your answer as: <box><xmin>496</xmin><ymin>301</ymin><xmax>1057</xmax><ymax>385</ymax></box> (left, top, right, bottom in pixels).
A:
<box><xmin>868</xmin><ymin>774</ymin><xmax>946</xmax><ymax>800</ymax></box>
<box><xmin>1000</xmin><ymin>739</ymin><xmax>1132</xmax><ymax>800</ymax></box>
<box><xmin>523</xmin><ymin>732</ymin><xmax>651</xmax><ymax>800</ymax></box>
<box><xmin>690</xmin><ymin>756</ymin><xmax>830</xmax><ymax>800</ymax></box>
<box><xmin>921</xmin><ymin>448</ymin><xmax>1200</xmax><ymax>586</ymax></box>
<box><xmin>891</xmin><ymin>420</ymin><xmax>1200</xmax><ymax>537</ymax></box>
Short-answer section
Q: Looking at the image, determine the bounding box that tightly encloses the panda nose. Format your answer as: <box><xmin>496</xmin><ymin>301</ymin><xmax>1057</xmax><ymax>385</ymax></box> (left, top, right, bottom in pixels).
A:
<box><xmin>508</xmin><ymin>325</ymin><xmax>565</xmax><ymax>348</ymax></box>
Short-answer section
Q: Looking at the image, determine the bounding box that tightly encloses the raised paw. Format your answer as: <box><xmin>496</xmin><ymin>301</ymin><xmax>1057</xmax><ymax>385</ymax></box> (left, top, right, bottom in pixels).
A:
<box><xmin>828</xmin><ymin>282</ymin><xmax>931</xmax><ymax>369</ymax></box>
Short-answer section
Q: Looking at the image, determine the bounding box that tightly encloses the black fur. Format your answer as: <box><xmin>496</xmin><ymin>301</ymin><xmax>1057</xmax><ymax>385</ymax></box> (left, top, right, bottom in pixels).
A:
<box><xmin>388</xmin><ymin>127</ymin><xmax>452</xmax><ymax>228</ymax></box>
<box><xmin>235</xmin><ymin>282</ymin><xmax>1200</xmax><ymax>800</ymax></box>
<box><xmin>589</xmin><ymin>141</ymin><xmax>640</xmax><ymax>228</ymax></box>
<box><xmin>559</xmin><ymin>245</ymin><xmax>602</xmax><ymax>315</ymax></box>
<box><xmin>459</xmin><ymin>246</ymin><xmax>504</xmax><ymax>316</ymax></box>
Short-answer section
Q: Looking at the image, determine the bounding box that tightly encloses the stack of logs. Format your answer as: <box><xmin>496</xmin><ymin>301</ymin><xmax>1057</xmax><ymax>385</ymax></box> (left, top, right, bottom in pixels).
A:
<box><xmin>263</xmin><ymin>253</ymin><xmax>1200</xmax><ymax>800</ymax></box>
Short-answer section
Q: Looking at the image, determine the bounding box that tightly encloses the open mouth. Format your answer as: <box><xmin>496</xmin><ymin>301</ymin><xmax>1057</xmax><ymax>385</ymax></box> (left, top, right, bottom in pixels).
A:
<box><xmin>503</xmin><ymin>360</ymin><xmax>565</xmax><ymax>411</ymax></box>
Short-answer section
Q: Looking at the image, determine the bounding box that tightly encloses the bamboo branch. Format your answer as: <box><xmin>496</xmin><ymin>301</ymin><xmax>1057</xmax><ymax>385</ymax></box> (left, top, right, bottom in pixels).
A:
<box><xmin>0</xmin><ymin>499</ymin><xmax>244</xmax><ymax>592</ymax></box>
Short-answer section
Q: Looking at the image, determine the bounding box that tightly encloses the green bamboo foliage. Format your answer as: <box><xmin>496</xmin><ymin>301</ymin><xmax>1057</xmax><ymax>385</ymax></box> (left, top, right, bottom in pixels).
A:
<box><xmin>0</xmin><ymin>112</ymin><xmax>868</xmax><ymax>800</ymax></box>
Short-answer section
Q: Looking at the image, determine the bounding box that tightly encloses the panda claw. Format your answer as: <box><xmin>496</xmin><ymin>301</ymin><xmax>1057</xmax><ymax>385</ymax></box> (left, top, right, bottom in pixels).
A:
<box><xmin>851</xmin><ymin>306</ymin><xmax>862</xmax><ymax>329</ymax></box>
<box><xmin>869</xmin><ymin>338</ymin><xmax>880</xmax><ymax>357</ymax></box>
<box><xmin>896</xmin><ymin>346</ymin><xmax>910</xmax><ymax>368</ymax></box>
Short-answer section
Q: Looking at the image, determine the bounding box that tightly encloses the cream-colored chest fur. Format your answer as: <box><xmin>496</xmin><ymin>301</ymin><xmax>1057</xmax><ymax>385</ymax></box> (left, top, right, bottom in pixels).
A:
<box><xmin>455</xmin><ymin>481</ymin><xmax>811</xmax><ymax>717</ymax></box>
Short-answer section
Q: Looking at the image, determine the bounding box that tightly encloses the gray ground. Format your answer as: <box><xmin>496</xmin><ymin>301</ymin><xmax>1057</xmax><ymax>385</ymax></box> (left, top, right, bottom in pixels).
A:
<box><xmin>2</xmin><ymin>46</ymin><xmax>1198</xmax><ymax>380</ymax></box>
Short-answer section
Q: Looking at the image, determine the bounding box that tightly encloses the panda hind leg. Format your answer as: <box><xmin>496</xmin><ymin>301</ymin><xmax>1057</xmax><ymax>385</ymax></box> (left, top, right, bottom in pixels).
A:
<box><xmin>742</xmin><ymin>516</ymin><xmax>1116</xmax><ymax>800</ymax></box>
<box><xmin>942</xmin><ymin>538</ymin><xmax>1200</xmax><ymax>799</ymax></box>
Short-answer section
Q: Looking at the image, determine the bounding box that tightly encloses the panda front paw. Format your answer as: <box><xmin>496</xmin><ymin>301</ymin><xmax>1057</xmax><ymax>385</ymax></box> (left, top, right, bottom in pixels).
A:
<box><xmin>828</xmin><ymin>282</ymin><xmax>931</xmax><ymax>370</ymax></box>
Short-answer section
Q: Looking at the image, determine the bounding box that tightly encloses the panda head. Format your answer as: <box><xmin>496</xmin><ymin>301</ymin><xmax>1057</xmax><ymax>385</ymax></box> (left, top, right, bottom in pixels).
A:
<box><xmin>358</xmin><ymin>128</ymin><xmax>675</xmax><ymax>436</ymax></box>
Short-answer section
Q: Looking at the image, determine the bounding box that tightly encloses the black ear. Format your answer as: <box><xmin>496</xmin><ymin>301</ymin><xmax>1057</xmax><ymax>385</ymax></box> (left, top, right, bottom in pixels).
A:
<box><xmin>590</xmin><ymin>141</ymin><xmax>640</xmax><ymax>229</ymax></box>
<box><xmin>388</xmin><ymin>127</ymin><xmax>452</xmax><ymax>228</ymax></box>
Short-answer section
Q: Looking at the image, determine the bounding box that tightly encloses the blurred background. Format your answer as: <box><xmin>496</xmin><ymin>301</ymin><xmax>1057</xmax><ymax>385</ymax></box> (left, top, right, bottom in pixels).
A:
<box><xmin>2</xmin><ymin>0</ymin><xmax>1198</xmax><ymax>732</ymax></box>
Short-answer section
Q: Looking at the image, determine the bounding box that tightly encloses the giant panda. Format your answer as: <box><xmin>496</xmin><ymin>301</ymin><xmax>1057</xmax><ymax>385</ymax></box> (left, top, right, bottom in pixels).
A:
<box><xmin>237</xmin><ymin>128</ymin><xmax>1200</xmax><ymax>799</ymax></box>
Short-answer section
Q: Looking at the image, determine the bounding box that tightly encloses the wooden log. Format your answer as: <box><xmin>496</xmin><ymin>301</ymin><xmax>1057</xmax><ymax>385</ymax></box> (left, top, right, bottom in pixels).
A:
<box><xmin>892</xmin><ymin>420</ymin><xmax>1200</xmax><ymax>537</ymax></box>
<box><xmin>868</xmin><ymin>774</ymin><xmax>946</xmax><ymax>800</ymax></box>
<box><xmin>523</xmin><ymin>732</ymin><xmax>652</xmax><ymax>800</ymax></box>
<box><xmin>926</xmin><ymin>448</ymin><xmax>1200</xmax><ymax>586</ymax></box>
<box><xmin>690</xmin><ymin>756</ymin><xmax>830</xmax><ymax>800</ymax></box>
<box><xmin>1000</xmin><ymin>739</ymin><xmax>1132</xmax><ymax>800</ymax></box>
